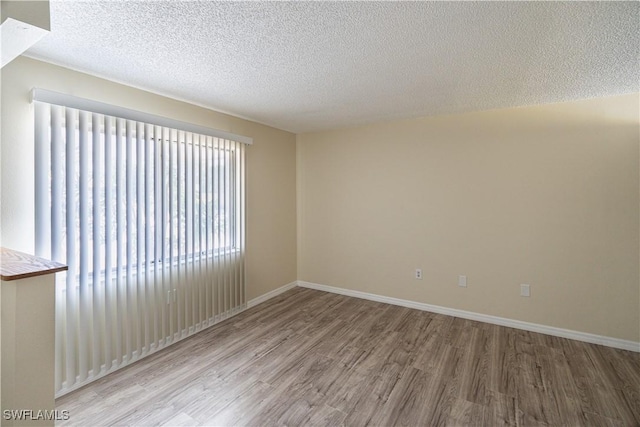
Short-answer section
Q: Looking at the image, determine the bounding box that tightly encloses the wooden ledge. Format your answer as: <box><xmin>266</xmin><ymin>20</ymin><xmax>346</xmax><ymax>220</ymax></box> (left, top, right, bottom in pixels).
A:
<box><xmin>0</xmin><ymin>247</ymin><xmax>67</xmax><ymax>281</ymax></box>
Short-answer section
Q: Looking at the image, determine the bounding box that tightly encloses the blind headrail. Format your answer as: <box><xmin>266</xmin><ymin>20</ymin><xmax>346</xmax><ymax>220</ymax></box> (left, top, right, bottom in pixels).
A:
<box><xmin>31</xmin><ymin>88</ymin><xmax>253</xmax><ymax>145</ymax></box>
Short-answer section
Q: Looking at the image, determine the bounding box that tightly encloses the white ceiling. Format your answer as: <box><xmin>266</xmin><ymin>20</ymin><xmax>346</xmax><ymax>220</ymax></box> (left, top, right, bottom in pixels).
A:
<box><xmin>26</xmin><ymin>1</ymin><xmax>639</xmax><ymax>133</ymax></box>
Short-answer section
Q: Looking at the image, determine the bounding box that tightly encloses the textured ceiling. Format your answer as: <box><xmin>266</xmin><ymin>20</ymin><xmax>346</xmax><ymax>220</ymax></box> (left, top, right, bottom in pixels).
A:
<box><xmin>26</xmin><ymin>1</ymin><xmax>640</xmax><ymax>133</ymax></box>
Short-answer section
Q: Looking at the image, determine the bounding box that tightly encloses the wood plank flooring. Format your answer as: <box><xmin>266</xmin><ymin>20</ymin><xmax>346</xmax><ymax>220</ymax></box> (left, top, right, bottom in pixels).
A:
<box><xmin>56</xmin><ymin>287</ymin><xmax>640</xmax><ymax>426</ymax></box>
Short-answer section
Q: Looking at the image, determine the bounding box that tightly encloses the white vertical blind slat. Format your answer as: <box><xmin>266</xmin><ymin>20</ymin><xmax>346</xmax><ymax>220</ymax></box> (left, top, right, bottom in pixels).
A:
<box><xmin>115</xmin><ymin>118</ymin><xmax>125</xmax><ymax>366</ymax></box>
<box><xmin>177</xmin><ymin>130</ymin><xmax>183</xmax><ymax>336</ymax></box>
<box><xmin>161</xmin><ymin>126</ymin><xmax>169</xmax><ymax>342</ymax></box>
<box><xmin>233</xmin><ymin>141</ymin><xmax>237</xmax><ymax>310</ymax></box>
<box><xmin>125</xmin><ymin>120</ymin><xmax>135</xmax><ymax>362</ymax></box>
<box><xmin>144</xmin><ymin>123</ymin><xmax>153</xmax><ymax>351</ymax></box>
<box><xmin>232</xmin><ymin>142</ymin><xmax>242</xmax><ymax>307</ymax></box>
<box><xmin>191</xmin><ymin>133</ymin><xmax>197</xmax><ymax>329</ymax></box>
<box><xmin>65</xmin><ymin>107</ymin><xmax>78</xmax><ymax>388</ymax></box>
<box><xmin>185</xmin><ymin>133</ymin><xmax>192</xmax><ymax>332</ymax></box>
<box><xmin>223</xmin><ymin>138</ymin><xmax>229</xmax><ymax>314</ymax></box>
<box><xmin>78</xmin><ymin>110</ymin><xmax>90</xmax><ymax>382</ymax></box>
<box><xmin>48</xmin><ymin>104</ymin><xmax>63</xmax><ymax>390</ymax></box>
<box><xmin>47</xmin><ymin>104</ymin><xmax>64</xmax><ymax>391</ymax></box>
<box><xmin>212</xmin><ymin>138</ymin><xmax>222</xmax><ymax>318</ymax></box>
<box><xmin>50</xmin><ymin>105</ymin><xmax>64</xmax><ymax>262</ymax></box>
<box><xmin>240</xmin><ymin>142</ymin><xmax>246</xmax><ymax>305</ymax></box>
<box><xmin>198</xmin><ymin>134</ymin><xmax>204</xmax><ymax>326</ymax></box>
<box><xmin>168</xmin><ymin>128</ymin><xmax>175</xmax><ymax>339</ymax></box>
<box><xmin>154</xmin><ymin>125</ymin><xmax>162</xmax><ymax>348</ymax></box>
<box><xmin>92</xmin><ymin>113</ymin><xmax>102</xmax><ymax>376</ymax></box>
<box><xmin>238</xmin><ymin>141</ymin><xmax>242</xmax><ymax>305</ymax></box>
<box><xmin>104</xmin><ymin>116</ymin><xmax>114</xmax><ymax>371</ymax></box>
<box><xmin>205</xmin><ymin>136</ymin><xmax>212</xmax><ymax>321</ymax></box>
<box><xmin>34</xmin><ymin>102</ymin><xmax>51</xmax><ymax>259</ymax></box>
<box><xmin>136</xmin><ymin>121</ymin><xmax>144</xmax><ymax>356</ymax></box>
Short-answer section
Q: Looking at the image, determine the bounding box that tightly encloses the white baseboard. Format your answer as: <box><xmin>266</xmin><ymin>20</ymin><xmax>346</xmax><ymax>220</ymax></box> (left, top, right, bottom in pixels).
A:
<box><xmin>247</xmin><ymin>281</ymin><xmax>298</xmax><ymax>308</ymax></box>
<box><xmin>297</xmin><ymin>280</ymin><xmax>640</xmax><ymax>353</ymax></box>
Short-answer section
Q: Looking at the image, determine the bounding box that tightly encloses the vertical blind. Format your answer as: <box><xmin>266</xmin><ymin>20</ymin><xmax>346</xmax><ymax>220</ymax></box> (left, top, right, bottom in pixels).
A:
<box><xmin>33</xmin><ymin>89</ymin><xmax>249</xmax><ymax>396</ymax></box>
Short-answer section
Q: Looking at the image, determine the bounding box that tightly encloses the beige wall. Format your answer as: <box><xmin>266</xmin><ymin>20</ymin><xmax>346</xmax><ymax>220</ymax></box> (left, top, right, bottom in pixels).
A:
<box><xmin>1</xmin><ymin>1</ymin><xmax>50</xmax><ymax>29</ymax></box>
<box><xmin>0</xmin><ymin>56</ymin><xmax>297</xmax><ymax>301</ymax></box>
<box><xmin>2</xmin><ymin>274</ymin><xmax>56</xmax><ymax>426</ymax></box>
<box><xmin>297</xmin><ymin>94</ymin><xmax>640</xmax><ymax>342</ymax></box>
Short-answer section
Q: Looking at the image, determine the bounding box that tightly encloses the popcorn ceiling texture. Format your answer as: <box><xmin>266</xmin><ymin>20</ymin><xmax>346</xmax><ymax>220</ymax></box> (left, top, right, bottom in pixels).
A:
<box><xmin>26</xmin><ymin>1</ymin><xmax>639</xmax><ymax>133</ymax></box>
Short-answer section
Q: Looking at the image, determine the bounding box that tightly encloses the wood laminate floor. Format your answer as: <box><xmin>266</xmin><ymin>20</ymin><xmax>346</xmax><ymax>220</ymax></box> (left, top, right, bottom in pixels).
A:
<box><xmin>56</xmin><ymin>287</ymin><xmax>640</xmax><ymax>426</ymax></box>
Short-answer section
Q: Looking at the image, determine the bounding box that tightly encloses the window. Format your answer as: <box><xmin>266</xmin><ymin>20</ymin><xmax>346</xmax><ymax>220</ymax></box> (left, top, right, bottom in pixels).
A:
<box><xmin>51</xmin><ymin>124</ymin><xmax>238</xmax><ymax>275</ymax></box>
<box><xmin>33</xmin><ymin>89</ymin><xmax>249</xmax><ymax>395</ymax></box>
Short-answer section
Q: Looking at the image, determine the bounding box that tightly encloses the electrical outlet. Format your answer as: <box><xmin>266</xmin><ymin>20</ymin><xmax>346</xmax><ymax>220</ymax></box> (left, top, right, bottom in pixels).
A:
<box><xmin>458</xmin><ymin>275</ymin><xmax>467</xmax><ymax>287</ymax></box>
<box><xmin>520</xmin><ymin>283</ymin><xmax>530</xmax><ymax>297</ymax></box>
<box><xmin>415</xmin><ymin>269</ymin><xmax>423</xmax><ymax>280</ymax></box>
